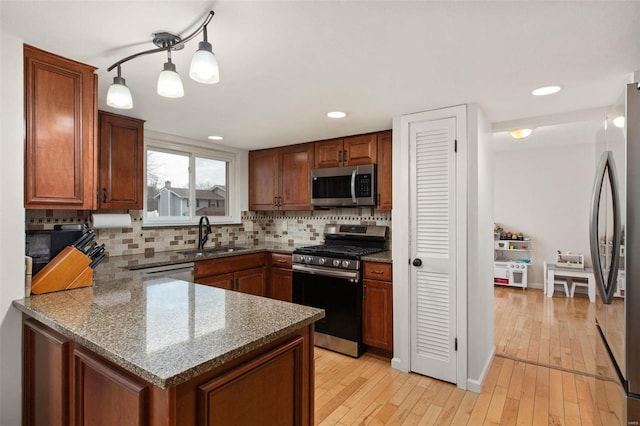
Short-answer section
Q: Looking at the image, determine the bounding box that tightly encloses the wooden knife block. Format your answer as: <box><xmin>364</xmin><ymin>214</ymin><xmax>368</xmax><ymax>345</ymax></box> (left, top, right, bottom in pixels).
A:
<box><xmin>30</xmin><ymin>247</ymin><xmax>94</xmax><ymax>295</ymax></box>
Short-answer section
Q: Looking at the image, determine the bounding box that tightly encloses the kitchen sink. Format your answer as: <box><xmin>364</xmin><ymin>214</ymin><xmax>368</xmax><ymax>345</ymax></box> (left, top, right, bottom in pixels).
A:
<box><xmin>177</xmin><ymin>247</ymin><xmax>247</xmax><ymax>257</ymax></box>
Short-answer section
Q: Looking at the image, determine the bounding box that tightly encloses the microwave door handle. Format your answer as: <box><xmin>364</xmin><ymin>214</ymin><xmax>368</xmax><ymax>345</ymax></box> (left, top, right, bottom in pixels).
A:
<box><xmin>351</xmin><ymin>169</ymin><xmax>357</xmax><ymax>204</ymax></box>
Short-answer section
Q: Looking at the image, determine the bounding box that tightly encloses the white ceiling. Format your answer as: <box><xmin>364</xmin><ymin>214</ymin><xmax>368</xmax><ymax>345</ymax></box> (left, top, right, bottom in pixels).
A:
<box><xmin>2</xmin><ymin>1</ymin><xmax>639</xmax><ymax>151</ymax></box>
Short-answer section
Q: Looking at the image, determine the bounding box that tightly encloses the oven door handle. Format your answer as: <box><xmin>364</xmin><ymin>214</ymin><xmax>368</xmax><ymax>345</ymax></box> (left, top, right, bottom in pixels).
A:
<box><xmin>293</xmin><ymin>264</ymin><xmax>359</xmax><ymax>281</ymax></box>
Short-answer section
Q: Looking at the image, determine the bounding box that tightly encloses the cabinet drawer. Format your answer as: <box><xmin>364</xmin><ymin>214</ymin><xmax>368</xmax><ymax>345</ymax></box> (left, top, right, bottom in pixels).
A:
<box><xmin>363</xmin><ymin>262</ymin><xmax>392</xmax><ymax>281</ymax></box>
<box><xmin>195</xmin><ymin>253</ymin><xmax>266</xmax><ymax>278</ymax></box>
<box><xmin>270</xmin><ymin>253</ymin><xmax>292</xmax><ymax>269</ymax></box>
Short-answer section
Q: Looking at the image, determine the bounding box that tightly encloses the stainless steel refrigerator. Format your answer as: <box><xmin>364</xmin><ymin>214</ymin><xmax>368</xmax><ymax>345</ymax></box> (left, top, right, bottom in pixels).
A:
<box><xmin>590</xmin><ymin>82</ymin><xmax>640</xmax><ymax>425</ymax></box>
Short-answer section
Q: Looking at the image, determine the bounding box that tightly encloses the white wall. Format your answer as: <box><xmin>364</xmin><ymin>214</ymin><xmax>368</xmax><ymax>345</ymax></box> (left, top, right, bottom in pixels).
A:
<box><xmin>466</xmin><ymin>105</ymin><xmax>495</xmax><ymax>392</ymax></box>
<box><xmin>0</xmin><ymin>31</ymin><xmax>25</xmax><ymax>425</ymax></box>
<box><xmin>493</xmin><ymin>142</ymin><xmax>596</xmax><ymax>286</ymax></box>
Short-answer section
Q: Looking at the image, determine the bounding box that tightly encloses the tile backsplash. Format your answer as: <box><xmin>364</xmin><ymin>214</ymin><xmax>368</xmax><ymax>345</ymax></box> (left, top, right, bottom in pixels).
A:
<box><xmin>26</xmin><ymin>209</ymin><xmax>391</xmax><ymax>257</ymax></box>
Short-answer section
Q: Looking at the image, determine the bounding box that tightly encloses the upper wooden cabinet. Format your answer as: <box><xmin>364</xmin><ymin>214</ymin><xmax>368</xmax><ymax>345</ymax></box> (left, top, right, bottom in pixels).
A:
<box><xmin>249</xmin><ymin>143</ymin><xmax>314</xmax><ymax>211</ymax></box>
<box><xmin>98</xmin><ymin>111</ymin><xmax>145</xmax><ymax>210</ymax></box>
<box><xmin>24</xmin><ymin>45</ymin><xmax>98</xmax><ymax>209</ymax></box>
<box><xmin>314</xmin><ymin>133</ymin><xmax>377</xmax><ymax>168</ymax></box>
<box><xmin>376</xmin><ymin>130</ymin><xmax>392</xmax><ymax>210</ymax></box>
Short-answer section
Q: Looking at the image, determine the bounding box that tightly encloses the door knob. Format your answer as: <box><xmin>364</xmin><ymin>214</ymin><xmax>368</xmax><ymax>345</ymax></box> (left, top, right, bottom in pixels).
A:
<box><xmin>412</xmin><ymin>258</ymin><xmax>422</xmax><ymax>267</ymax></box>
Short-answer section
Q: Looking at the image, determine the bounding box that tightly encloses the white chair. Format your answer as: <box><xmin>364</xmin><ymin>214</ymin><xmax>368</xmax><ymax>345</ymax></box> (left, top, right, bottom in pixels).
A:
<box><xmin>543</xmin><ymin>260</ymin><xmax>569</xmax><ymax>297</ymax></box>
<box><xmin>570</xmin><ymin>278</ymin><xmax>589</xmax><ymax>298</ymax></box>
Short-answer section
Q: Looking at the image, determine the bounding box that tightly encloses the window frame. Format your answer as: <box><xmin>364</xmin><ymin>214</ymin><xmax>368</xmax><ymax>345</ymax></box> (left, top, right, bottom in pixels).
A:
<box><xmin>144</xmin><ymin>137</ymin><xmax>239</xmax><ymax>227</ymax></box>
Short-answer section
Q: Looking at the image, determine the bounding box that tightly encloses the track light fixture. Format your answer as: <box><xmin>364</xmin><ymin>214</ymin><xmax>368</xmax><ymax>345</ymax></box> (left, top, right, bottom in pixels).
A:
<box><xmin>106</xmin><ymin>10</ymin><xmax>218</xmax><ymax>109</ymax></box>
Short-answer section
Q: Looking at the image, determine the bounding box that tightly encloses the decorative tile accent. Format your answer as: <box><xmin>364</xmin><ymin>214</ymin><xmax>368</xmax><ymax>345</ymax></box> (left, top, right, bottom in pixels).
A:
<box><xmin>26</xmin><ymin>208</ymin><xmax>392</xmax><ymax>256</ymax></box>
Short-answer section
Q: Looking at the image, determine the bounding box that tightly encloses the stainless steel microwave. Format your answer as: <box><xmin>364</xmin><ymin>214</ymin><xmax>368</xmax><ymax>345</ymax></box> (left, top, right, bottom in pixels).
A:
<box><xmin>311</xmin><ymin>164</ymin><xmax>376</xmax><ymax>207</ymax></box>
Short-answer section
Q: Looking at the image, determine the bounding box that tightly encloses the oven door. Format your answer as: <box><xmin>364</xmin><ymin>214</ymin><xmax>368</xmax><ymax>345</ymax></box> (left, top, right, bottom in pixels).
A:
<box><xmin>292</xmin><ymin>266</ymin><xmax>363</xmax><ymax>357</ymax></box>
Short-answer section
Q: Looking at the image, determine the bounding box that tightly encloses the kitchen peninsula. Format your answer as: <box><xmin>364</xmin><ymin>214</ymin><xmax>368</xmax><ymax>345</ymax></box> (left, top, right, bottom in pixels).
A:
<box><xmin>13</xmin><ymin>255</ymin><xmax>324</xmax><ymax>425</ymax></box>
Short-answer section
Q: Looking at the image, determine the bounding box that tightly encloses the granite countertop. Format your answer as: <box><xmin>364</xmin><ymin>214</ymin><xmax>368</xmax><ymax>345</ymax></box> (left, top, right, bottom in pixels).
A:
<box><xmin>13</xmin><ymin>255</ymin><xmax>324</xmax><ymax>389</ymax></box>
<box><xmin>361</xmin><ymin>250</ymin><xmax>392</xmax><ymax>264</ymax></box>
<box><xmin>113</xmin><ymin>243</ymin><xmax>302</xmax><ymax>272</ymax></box>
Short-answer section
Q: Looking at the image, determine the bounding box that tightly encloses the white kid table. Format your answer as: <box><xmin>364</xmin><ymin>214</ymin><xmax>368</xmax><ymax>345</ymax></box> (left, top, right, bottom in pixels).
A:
<box><xmin>546</xmin><ymin>265</ymin><xmax>596</xmax><ymax>303</ymax></box>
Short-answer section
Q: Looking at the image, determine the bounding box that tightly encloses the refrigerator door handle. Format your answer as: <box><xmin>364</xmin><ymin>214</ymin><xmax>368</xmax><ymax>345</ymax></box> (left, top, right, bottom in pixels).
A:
<box><xmin>589</xmin><ymin>150</ymin><xmax>622</xmax><ymax>304</ymax></box>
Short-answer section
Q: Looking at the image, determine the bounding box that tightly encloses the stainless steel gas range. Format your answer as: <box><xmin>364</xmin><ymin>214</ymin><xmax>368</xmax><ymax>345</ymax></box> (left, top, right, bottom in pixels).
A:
<box><xmin>292</xmin><ymin>224</ymin><xmax>388</xmax><ymax>357</ymax></box>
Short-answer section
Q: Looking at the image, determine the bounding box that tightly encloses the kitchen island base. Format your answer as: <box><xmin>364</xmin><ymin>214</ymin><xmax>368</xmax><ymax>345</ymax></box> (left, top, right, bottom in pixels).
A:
<box><xmin>23</xmin><ymin>316</ymin><xmax>315</xmax><ymax>426</ymax></box>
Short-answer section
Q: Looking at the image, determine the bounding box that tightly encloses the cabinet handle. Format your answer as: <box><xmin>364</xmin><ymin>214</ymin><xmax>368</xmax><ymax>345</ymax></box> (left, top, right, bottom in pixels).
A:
<box><xmin>363</xmin><ymin>284</ymin><xmax>366</xmax><ymax>298</ymax></box>
<box><xmin>377</xmin><ymin>193</ymin><xmax>380</xmax><ymax>206</ymax></box>
<box><xmin>276</xmin><ymin>259</ymin><xmax>287</xmax><ymax>263</ymax></box>
<box><xmin>337</xmin><ymin>150</ymin><xmax>342</xmax><ymax>162</ymax></box>
<box><xmin>96</xmin><ymin>189</ymin><xmax>100</xmax><ymax>205</ymax></box>
<box><xmin>370</xmin><ymin>270</ymin><xmax>384</xmax><ymax>275</ymax></box>
<box><xmin>102</xmin><ymin>188</ymin><xmax>107</xmax><ymax>203</ymax></box>
<box><xmin>343</xmin><ymin>150</ymin><xmax>347</xmax><ymax>162</ymax></box>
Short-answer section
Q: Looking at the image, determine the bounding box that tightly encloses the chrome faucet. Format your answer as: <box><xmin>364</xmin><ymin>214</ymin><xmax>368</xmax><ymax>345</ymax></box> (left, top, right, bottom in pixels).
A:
<box><xmin>198</xmin><ymin>215</ymin><xmax>212</xmax><ymax>250</ymax></box>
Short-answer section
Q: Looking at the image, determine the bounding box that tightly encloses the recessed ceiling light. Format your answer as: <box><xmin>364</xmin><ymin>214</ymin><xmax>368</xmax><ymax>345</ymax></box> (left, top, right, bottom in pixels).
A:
<box><xmin>327</xmin><ymin>111</ymin><xmax>347</xmax><ymax>119</ymax></box>
<box><xmin>532</xmin><ymin>86</ymin><xmax>562</xmax><ymax>96</ymax></box>
<box><xmin>208</xmin><ymin>135</ymin><xmax>223</xmax><ymax>140</ymax></box>
<box><xmin>509</xmin><ymin>128</ymin><xmax>534</xmax><ymax>139</ymax></box>
<box><xmin>613</xmin><ymin>116</ymin><xmax>625</xmax><ymax>128</ymax></box>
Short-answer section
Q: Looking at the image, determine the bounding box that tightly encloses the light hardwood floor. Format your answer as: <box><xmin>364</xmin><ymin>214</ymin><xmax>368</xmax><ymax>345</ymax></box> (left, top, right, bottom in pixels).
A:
<box><xmin>314</xmin><ymin>287</ymin><xmax>614</xmax><ymax>425</ymax></box>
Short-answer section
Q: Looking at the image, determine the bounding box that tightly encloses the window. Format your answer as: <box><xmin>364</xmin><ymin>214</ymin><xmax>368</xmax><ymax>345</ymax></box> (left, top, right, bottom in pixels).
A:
<box><xmin>144</xmin><ymin>140</ymin><xmax>237</xmax><ymax>226</ymax></box>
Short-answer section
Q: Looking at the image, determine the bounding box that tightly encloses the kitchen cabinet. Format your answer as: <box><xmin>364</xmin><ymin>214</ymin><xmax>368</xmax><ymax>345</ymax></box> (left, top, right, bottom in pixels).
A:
<box><xmin>376</xmin><ymin>130</ymin><xmax>393</xmax><ymax>210</ymax></box>
<box><xmin>249</xmin><ymin>143</ymin><xmax>314</xmax><ymax>211</ymax></box>
<box><xmin>24</xmin><ymin>44</ymin><xmax>98</xmax><ymax>209</ymax></box>
<box><xmin>22</xmin><ymin>315</ymin><xmax>316</xmax><ymax>426</ymax></box>
<box><xmin>362</xmin><ymin>261</ymin><xmax>393</xmax><ymax>354</ymax></box>
<box><xmin>314</xmin><ymin>133</ymin><xmax>377</xmax><ymax>169</ymax></box>
<box><xmin>98</xmin><ymin>111</ymin><xmax>145</xmax><ymax>210</ymax></box>
<box><xmin>269</xmin><ymin>253</ymin><xmax>293</xmax><ymax>302</ymax></box>
<box><xmin>195</xmin><ymin>253</ymin><xmax>267</xmax><ymax>297</ymax></box>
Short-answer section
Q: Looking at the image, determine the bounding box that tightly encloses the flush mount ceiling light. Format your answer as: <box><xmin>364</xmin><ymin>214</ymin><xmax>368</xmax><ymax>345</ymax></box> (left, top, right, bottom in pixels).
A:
<box><xmin>106</xmin><ymin>10</ymin><xmax>219</xmax><ymax>108</ymax></box>
<box><xmin>532</xmin><ymin>85</ymin><xmax>562</xmax><ymax>96</ymax></box>
<box><xmin>327</xmin><ymin>111</ymin><xmax>347</xmax><ymax>118</ymax></box>
<box><xmin>207</xmin><ymin>135</ymin><xmax>223</xmax><ymax>140</ymax></box>
<box><xmin>613</xmin><ymin>116</ymin><xmax>625</xmax><ymax>128</ymax></box>
<box><xmin>509</xmin><ymin>128</ymin><xmax>534</xmax><ymax>139</ymax></box>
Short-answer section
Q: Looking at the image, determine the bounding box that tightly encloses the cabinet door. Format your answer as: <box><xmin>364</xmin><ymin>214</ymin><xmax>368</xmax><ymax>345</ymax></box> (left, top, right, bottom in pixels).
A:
<box><xmin>236</xmin><ymin>266</ymin><xmax>267</xmax><ymax>297</ymax></box>
<box><xmin>198</xmin><ymin>336</ymin><xmax>305</xmax><ymax>426</ymax></box>
<box><xmin>279</xmin><ymin>143</ymin><xmax>313</xmax><ymax>210</ymax></box>
<box><xmin>249</xmin><ymin>149</ymin><xmax>280</xmax><ymax>211</ymax></box>
<box><xmin>74</xmin><ymin>347</ymin><xmax>149</xmax><ymax>426</ymax></box>
<box><xmin>24</xmin><ymin>45</ymin><xmax>97</xmax><ymax>209</ymax></box>
<box><xmin>98</xmin><ymin>111</ymin><xmax>144</xmax><ymax>209</ymax></box>
<box><xmin>197</xmin><ymin>273</ymin><xmax>234</xmax><ymax>291</ymax></box>
<box><xmin>363</xmin><ymin>279</ymin><xmax>393</xmax><ymax>352</ymax></box>
<box><xmin>344</xmin><ymin>134</ymin><xmax>377</xmax><ymax>166</ymax></box>
<box><xmin>376</xmin><ymin>130</ymin><xmax>392</xmax><ymax>210</ymax></box>
<box><xmin>270</xmin><ymin>267</ymin><xmax>293</xmax><ymax>302</ymax></box>
<box><xmin>23</xmin><ymin>318</ymin><xmax>72</xmax><ymax>426</ymax></box>
<box><xmin>314</xmin><ymin>138</ymin><xmax>344</xmax><ymax>168</ymax></box>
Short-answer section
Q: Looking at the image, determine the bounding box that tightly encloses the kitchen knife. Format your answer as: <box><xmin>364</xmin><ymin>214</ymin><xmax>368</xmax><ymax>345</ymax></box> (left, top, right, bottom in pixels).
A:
<box><xmin>72</xmin><ymin>230</ymin><xmax>95</xmax><ymax>250</ymax></box>
<box><xmin>89</xmin><ymin>253</ymin><xmax>106</xmax><ymax>269</ymax></box>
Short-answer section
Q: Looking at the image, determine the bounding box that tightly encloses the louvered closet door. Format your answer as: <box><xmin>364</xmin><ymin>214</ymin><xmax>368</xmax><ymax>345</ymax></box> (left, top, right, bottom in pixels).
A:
<box><xmin>409</xmin><ymin>117</ymin><xmax>457</xmax><ymax>383</ymax></box>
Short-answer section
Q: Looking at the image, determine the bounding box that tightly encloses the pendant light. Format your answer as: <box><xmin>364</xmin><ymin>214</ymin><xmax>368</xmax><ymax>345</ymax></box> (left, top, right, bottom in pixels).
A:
<box><xmin>106</xmin><ymin>65</ymin><xmax>133</xmax><ymax>109</ymax></box>
<box><xmin>106</xmin><ymin>10</ymin><xmax>217</xmax><ymax>109</ymax></box>
<box><xmin>157</xmin><ymin>49</ymin><xmax>184</xmax><ymax>98</ymax></box>
<box><xmin>189</xmin><ymin>26</ymin><xmax>219</xmax><ymax>84</ymax></box>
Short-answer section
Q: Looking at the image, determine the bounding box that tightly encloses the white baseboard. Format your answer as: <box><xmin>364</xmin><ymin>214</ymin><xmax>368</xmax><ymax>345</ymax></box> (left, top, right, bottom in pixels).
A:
<box><xmin>466</xmin><ymin>345</ymin><xmax>495</xmax><ymax>393</ymax></box>
<box><xmin>391</xmin><ymin>357</ymin><xmax>409</xmax><ymax>373</ymax></box>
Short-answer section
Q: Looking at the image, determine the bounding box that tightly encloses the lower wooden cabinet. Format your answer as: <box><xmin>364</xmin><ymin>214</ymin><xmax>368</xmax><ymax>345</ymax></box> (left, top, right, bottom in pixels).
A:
<box><xmin>269</xmin><ymin>253</ymin><xmax>293</xmax><ymax>302</ymax></box>
<box><xmin>195</xmin><ymin>253</ymin><xmax>267</xmax><ymax>297</ymax></box>
<box><xmin>362</xmin><ymin>262</ymin><xmax>393</xmax><ymax>354</ymax></box>
<box><xmin>23</xmin><ymin>318</ymin><xmax>72</xmax><ymax>426</ymax></box>
<box><xmin>74</xmin><ymin>347</ymin><xmax>148</xmax><ymax>425</ymax></box>
<box><xmin>22</xmin><ymin>316</ymin><xmax>315</xmax><ymax>426</ymax></box>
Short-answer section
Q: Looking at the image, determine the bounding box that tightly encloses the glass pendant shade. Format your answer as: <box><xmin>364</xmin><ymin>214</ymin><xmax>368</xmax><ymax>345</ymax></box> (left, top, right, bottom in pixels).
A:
<box><xmin>157</xmin><ymin>61</ymin><xmax>184</xmax><ymax>98</ymax></box>
<box><xmin>106</xmin><ymin>76</ymin><xmax>133</xmax><ymax>109</ymax></box>
<box><xmin>189</xmin><ymin>41</ymin><xmax>219</xmax><ymax>84</ymax></box>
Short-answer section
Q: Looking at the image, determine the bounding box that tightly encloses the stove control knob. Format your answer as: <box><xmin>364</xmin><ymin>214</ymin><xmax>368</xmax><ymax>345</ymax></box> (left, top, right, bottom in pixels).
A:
<box><xmin>333</xmin><ymin>259</ymin><xmax>341</xmax><ymax>267</ymax></box>
<box><xmin>305</xmin><ymin>256</ymin><xmax>313</xmax><ymax>264</ymax></box>
<box><xmin>342</xmin><ymin>260</ymin><xmax>351</xmax><ymax>268</ymax></box>
<box><xmin>318</xmin><ymin>258</ymin><xmax>326</xmax><ymax>265</ymax></box>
